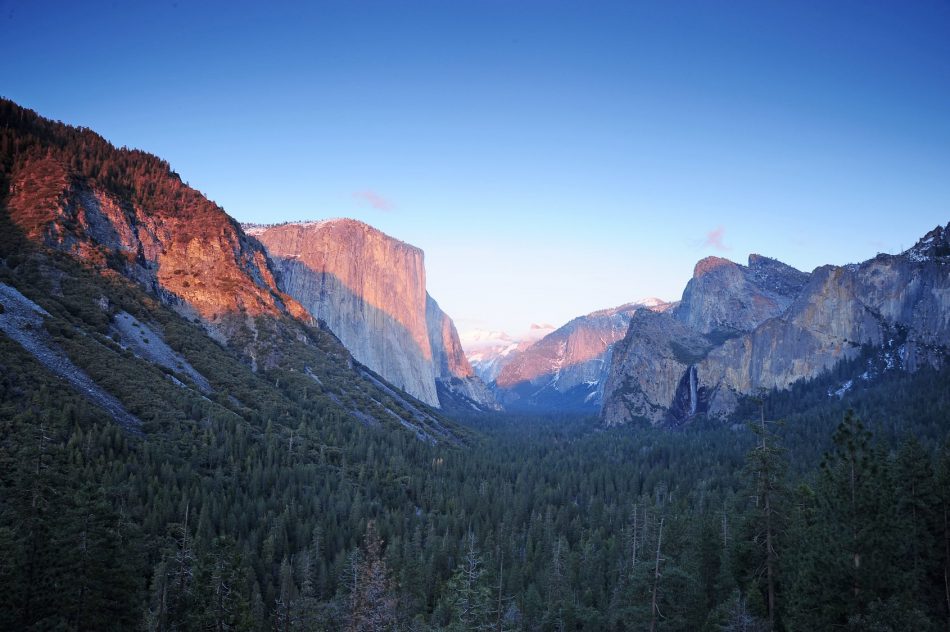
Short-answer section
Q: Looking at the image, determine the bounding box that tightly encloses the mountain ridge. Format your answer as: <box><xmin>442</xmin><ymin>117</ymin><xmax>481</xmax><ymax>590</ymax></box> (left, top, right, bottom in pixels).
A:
<box><xmin>491</xmin><ymin>299</ymin><xmax>672</xmax><ymax>411</ymax></box>
<box><xmin>602</xmin><ymin>225</ymin><xmax>950</xmax><ymax>426</ymax></box>
<box><xmin>0</xmin><ymin>97</ymin><xmax>464</xmax><ymax>439</ymax></box>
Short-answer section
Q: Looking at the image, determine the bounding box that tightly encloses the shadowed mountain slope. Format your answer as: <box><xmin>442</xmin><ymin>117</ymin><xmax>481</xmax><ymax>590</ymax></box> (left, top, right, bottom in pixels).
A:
<box><xmin>603</xmin><ymin>229</ymin><xmax>950</xmax><ymax>426</ymax></box>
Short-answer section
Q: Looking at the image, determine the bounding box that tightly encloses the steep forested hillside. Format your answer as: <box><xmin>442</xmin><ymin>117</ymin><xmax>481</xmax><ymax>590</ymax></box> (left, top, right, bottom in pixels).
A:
<box><xmin>2</xmin><ymin>99</ymin><xmax>950</xmax><ymax>631</ymax></box>
<box><xmin>2</xmin><ymin>252</ymin><xmax>949</xmax><ymax>631</ymax></box>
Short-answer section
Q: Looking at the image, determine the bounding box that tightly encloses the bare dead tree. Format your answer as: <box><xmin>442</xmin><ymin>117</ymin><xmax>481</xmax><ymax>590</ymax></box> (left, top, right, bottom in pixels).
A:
<box><xmin>649</xmin><ymin>516</ymin><xmax>665</xmax><ymax>632</ymax></box>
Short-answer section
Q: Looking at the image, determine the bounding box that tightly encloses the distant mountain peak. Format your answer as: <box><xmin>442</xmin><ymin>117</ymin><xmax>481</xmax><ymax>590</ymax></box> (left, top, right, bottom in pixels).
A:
<box><xmin>491</xmin><ymin>299</ymin><xmax>664</xmax><ymax>411</ymax></box>
<box><xmin>604</xmin><ymin>224</ymin><xmax>950</xmax><ymax>428</ymax></box>
<box><xmin>693</xmin><ymin>256</ymin><xmax>738</xmax><ymax>278</ymax></box>
<box><xmin>903</xmin><ymin>221</ymin><xmax>950</xmax><ymax>262</ymax></box>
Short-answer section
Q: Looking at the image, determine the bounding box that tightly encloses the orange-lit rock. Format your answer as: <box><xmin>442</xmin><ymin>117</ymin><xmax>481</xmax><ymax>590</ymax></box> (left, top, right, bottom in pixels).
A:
<box><xmin>4</xmin><ymin>149</ymin><xmax>308</xmax><ymax>331</ymax></box>
<box><xmin>250</xmin><ymin>220</ymin><xmax>497</xmax><ymax>409</ymax></box>
<box><xmin>494</xmin><ymin>300</ymin><xmax>671</xmax><ymax>410</ymax></box>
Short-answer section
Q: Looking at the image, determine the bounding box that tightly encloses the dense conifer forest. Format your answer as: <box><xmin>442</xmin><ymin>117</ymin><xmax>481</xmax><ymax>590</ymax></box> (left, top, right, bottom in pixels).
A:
<box><xmin>1</xmin><ymin>232</ymin><xmax>949</xmax><ymax>630</ymax></box>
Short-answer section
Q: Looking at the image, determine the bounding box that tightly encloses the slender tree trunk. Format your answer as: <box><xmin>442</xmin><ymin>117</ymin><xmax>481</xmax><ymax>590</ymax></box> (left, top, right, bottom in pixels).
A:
<box><xmin>496</xmin><ymin>555</ymin><xmax>504</xmax><ymax>631</ymax></box>
<box><xmin>650</xmin><ymin>517</ymin><xmax>664</xmax><ymax>632</ymax></box>
<box><xmin>765</xmin><ymin>489</ymin><xmax>776</xmax><ymax>631</ymax></box>
<box><xmin>178</xmin><ymin>501</ymin><xmax>190</xmax><ymax>597</ymax></box>
<box><xmin>76</xmin><ymin>518</ymin><xmax>90</xmax><ymax>631</ymax></box>
<box><xmin>157</xmin><ymin>577</ymin><xmax>167</xmax><ymax>632</ymax></box>
<box><xmin>850</xmin><ymin>454</ymin><xmax>860</xmax><ymax>600</ymax></box>
<box><xmin>944</xmin><ymin>505</ymin><xmax>950</xmax><ymax>630</ymax></box>
<box><xmin>215</xmin><ymin>586</ymin><xmax>223</xmax><ymax>632</ymax></box>
<box><xmin>721</xmin><ymin>507</ymin><xmax>728</xmax><ymax>552</ymax></box>
<box><xmin>632</xmin><ymin>504</ymin><xmax>639</xmax><ymax>572</ymax></box>
<box><xmin>761</xmin><ymin>407</ymin><xmax>776</xmax><ymax>632</ymax></box>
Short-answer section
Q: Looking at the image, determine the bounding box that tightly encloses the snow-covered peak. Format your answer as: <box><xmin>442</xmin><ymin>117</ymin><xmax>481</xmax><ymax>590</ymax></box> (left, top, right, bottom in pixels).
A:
<box><xmin>460</xmin><ymin>324</ymin><xmax>553</xmax><ymax>354</ymax></box>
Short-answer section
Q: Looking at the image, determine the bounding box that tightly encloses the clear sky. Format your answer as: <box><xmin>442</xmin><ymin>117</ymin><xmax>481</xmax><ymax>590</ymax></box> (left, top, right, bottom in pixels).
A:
<box><xmin>3</xmin><ymin>1</ymin><xmax>949</xmax><ymax>336</ymax></box>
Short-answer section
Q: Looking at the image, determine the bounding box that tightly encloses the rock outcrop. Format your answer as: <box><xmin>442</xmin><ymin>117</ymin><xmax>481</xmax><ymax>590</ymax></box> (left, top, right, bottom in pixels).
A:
<box><xmin>676</xmin><ymin>255</ymin><xmax>810</xmax><ymax>336</ymax></box>
<box><xmin>494</xmin><ymin>300</ymin><xmax>670</xmax><ymax>411</ymax></box>
<box><xmin>426</xmin><ymin>294</ymin><xmax>499</xmax><ymax>411</ymax></box>
<box><xmin>1</xmin><ymin>104</ymin><xmax>309</xmax><ymax>335</ymax></box>
<box><xmin>249</xmin><ymin>220</ymin><xmax>496</xmax><ymax>409</ymax></box>
<box><xmin>602</xmin><ymin>225</ymin><xmax>950</xmax><ymax>426</ymax></box>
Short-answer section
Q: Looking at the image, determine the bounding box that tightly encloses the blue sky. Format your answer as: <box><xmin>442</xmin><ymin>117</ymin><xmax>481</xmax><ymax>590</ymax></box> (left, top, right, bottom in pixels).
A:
<box><xmin>3</xmin><ymin>1</ymin><xmax>949</xmax><ymax>335</ymax></box>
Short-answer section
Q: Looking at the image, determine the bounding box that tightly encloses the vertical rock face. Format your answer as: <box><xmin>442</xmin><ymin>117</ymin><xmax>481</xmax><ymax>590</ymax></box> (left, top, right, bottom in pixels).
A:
<box><xmin>426</xmin><ymin>294</ymin><xmax>500</xmax><ymax>410</ymax></box>
<box><xmin>602</xmin><ymin>225</ymin><xmax>950</xmax><ymax>426</ymax></box>
<box><xmin>494</xmin><ymin>300</ymin><xmax>671</xmax><ymax>411</ymax></box>
<box><xmin>601</xmin><ymin>308</ymin><xmax>710</xmax><ymax>425</ymax></box>
<box><xmin>676</xmin><ymin>255</ymin><xmax>810</xmax><ymax>335</ymax></box>
<box><xmin>426</xmin><ymin>294</ymin><xmax>472</xmax><ymax>379</ymax></box>
<box><xmin>249</xmin><ymin>220</ymin><xmax>496</xmax><ymax>409</ymax></box>
<box><xmin>249</xmin><ymin>220</ymin><xmax>438</xmax><ymax>405</ymax></box>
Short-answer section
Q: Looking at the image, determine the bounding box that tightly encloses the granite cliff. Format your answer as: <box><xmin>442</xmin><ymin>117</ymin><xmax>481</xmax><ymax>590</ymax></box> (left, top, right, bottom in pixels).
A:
<box><xmin>494</xmin><ymin>300</ymin><xmax>670</xmax><ymax>411</ymax></box>
<box><xmin>0</xmin><ymin>99</ymin><xmax>461</xmax><ymax>441</ymax></box>
<box><xmin>248</xmin><ymin>220</ymin><xmax>496</xmax><ymax>410</ymax></box>
<box><xmin>426</xmin><ymin>294</ymin><xmax>498</xmax><ymax>411</ymax></box>
<box><xmin>602</xmin><ymin>226</ymin><xmax>950</xmax><ymax>426</ymax></box>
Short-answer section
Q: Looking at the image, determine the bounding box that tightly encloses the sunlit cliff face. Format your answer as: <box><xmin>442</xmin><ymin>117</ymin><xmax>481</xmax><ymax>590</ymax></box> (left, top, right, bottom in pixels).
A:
<box><xmin>489</xmin><ymin>301</ymin><xmax>672</xmax><ymax>410</ymax></box>
<box><xmin>6</xmin><ymin>154</ymin><xmax>309</xmax><ymax>325</ymax></box>
<box><xmin>249</xmin><ymin>219</ymin><xmax>494</xmax><ymax>409</ymax></box>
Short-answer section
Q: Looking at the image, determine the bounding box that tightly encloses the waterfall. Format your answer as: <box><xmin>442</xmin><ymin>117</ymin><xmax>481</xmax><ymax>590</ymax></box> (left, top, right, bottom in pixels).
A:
<box><xmin>688</xmin><ymin>365</ymin><xmax>698</xmax><ymax>417</ymax></box>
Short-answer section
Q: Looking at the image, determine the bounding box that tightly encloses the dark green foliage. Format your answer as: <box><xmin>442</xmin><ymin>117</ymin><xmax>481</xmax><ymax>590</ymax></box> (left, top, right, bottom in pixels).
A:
<box><xmin>1</xmin><ymin>237</ymin><xmax>950</xmax><ymax>629</ymax></box>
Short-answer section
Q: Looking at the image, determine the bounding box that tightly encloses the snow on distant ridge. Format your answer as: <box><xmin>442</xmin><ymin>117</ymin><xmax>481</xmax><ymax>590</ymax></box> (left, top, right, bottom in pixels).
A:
<box><xmin>241</xmin><ymin>219</ymin><xmax>337</xmax><ymax>236</ymax></box>
<box><xmin>242</xmin><ymin>218</ymin><xmax>388</xmax><ymax>236</ymax></box>
<box><xmin>461</xmin><ymin>324</ymin><xmax>554</xmax><ymax>354</ymax></box>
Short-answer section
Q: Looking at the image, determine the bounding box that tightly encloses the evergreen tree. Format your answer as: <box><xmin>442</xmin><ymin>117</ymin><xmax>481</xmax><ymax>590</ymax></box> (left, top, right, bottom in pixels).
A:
<box><xmin>742</xmin><ymin>404</ymin><xmax>786</xmax><ymax>630</ymax></box>
<box><xmin>786</xmin><ymin>411</ymin><xmax>902</xmax><ymax>629</ymax></box>
<box><xmin>443</xmin><ymin>532</ymin><xmax>494</xmax><ymax>631</ymax></box>
<box><xmin>936</xmin><ymin>441</ymin><xmax>950</xmax><ymax>630</ymax></box>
